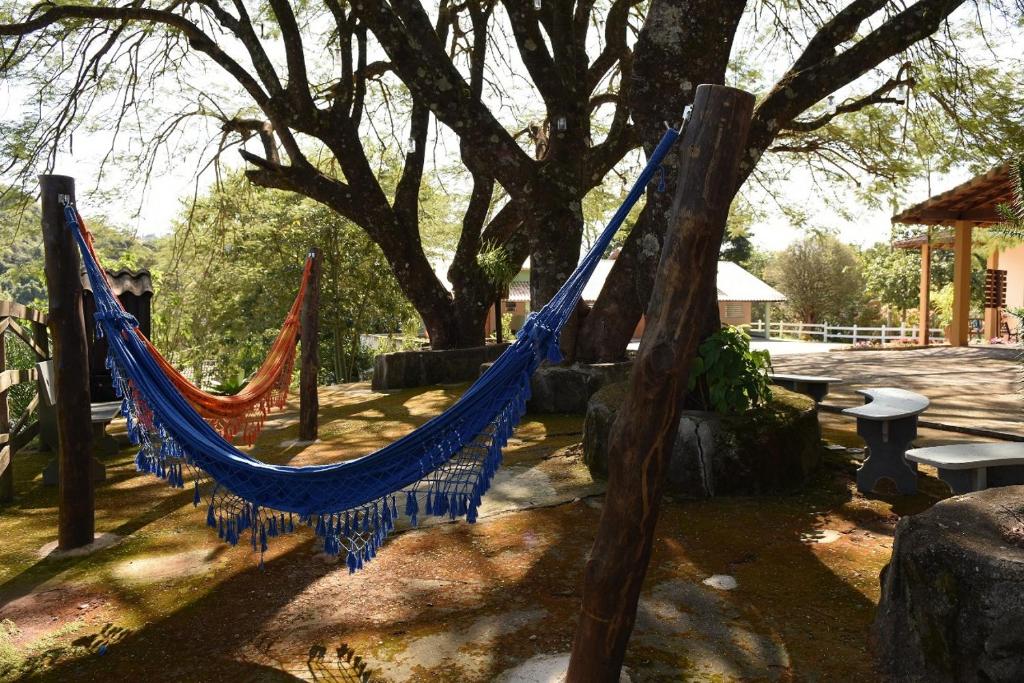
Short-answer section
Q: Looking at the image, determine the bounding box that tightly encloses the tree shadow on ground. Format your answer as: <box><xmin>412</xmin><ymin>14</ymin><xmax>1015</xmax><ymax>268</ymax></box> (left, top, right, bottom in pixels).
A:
<box><xmin>16</xmin><ymin>536</ymin><xmax>361</xmax><ymax>682</ymax></box>
<box><xmin>656</xmin><ymin>448</ymin><xmax>949</xmax><ymax>681</ymax></box>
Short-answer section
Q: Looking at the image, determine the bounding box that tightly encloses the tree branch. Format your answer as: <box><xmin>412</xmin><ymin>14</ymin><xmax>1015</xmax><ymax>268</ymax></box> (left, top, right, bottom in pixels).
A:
<box><xmin>0</xmin><ymin>4</ymin><xmax>270</xmax><ymax>106</ymax></box>
<box><xmin>360</xmin><ymin>0</ymin><xmax>537</xmax><ymax>196</ymax></box>
<box><xmin>783</xmin><ymin>62</ymin><xmax>914</xmax><ymax>132</ymax></box>
<box><xmin>743</xmin><ymin>0</ymin><xmax>967</xmax><ymax>185</ymax></box>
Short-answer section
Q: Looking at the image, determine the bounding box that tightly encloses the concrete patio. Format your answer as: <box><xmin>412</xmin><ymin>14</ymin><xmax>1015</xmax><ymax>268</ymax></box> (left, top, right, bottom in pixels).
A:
<box><xmin>771</xmin><ymin>346</ymin><xmax>1024</xmax><ymax>437</ymax></box>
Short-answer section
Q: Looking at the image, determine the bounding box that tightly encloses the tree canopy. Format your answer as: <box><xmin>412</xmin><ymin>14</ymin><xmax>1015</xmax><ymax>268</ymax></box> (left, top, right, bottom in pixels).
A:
<box><xmin>766</xmin><ymin>232</ymin><xmax>864</xmax><ymax>324</ymax></box>
<box><xmin>3</xmin><ymin>0</ymin><xmax>1023</xmax><ymax>361</ymax></box>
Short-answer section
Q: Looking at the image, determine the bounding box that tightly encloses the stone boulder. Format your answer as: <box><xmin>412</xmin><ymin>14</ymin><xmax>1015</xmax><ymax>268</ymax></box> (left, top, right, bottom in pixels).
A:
<box><xmin>372</xmin><ymin>344</ymin><xmax>509</xmax><ymax>390</ymax></box>
<box><xmin>872</xmin><ymin>486</ymin><xmax>1024</xmax><ymax>682</ymax></box>
<box><xmin>478</xmin><ymin>361</ymin><xmax>634</xmax><ymax>414</ymax></box>
<box><xmin>583</xmin><ymin>383</ymin><xmax>820</xmax><ymax>497</ymax></box>
<box><xmin>528</xmin><ymin>362</ymin><xmax>633</xmax><ymax>414</ymax></box>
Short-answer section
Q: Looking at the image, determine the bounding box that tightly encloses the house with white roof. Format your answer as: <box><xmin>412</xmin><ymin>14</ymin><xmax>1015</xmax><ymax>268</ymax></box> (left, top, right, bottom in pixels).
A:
<box><xmin>486</xmin><ymin>257</ymin><xmax>786</xmax><ymax>339</ymax></box>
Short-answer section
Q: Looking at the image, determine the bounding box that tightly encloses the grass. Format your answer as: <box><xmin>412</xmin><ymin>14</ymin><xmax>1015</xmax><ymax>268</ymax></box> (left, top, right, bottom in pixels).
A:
<box><xmin>0</xmin><ymin>381</ymin><xmax>952</xmax><ymax>681</ymax></box>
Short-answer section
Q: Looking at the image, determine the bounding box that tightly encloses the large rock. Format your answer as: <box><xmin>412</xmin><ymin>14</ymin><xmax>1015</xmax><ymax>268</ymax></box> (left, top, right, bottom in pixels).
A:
<box><xmin>527</xmin><ymin>362</ymin><xmax>633</xmax><ymax>414</ymax></box>
<box><xmin>583</xmin><ymin>383</ymin><xmax>820</xmax><ymax>497</ymax></box>
<box><xmin>372</xmin><ymin>344</ymin><xmax>509</xmax><ymax>390</ymax></box>
<box><xmin>872</xmin><ymin>486</ymin><xmax>1024</xmax><ymax>682</ymax></box>
<box><xmin>477</xmin><ymin>361</ymin><xmax>634</xmax><ymax>414</ymax></box>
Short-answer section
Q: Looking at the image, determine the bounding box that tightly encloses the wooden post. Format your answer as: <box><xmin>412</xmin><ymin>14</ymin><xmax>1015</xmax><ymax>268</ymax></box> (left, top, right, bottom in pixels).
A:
<box><xmin>566</xmin><ymin>84</ymin><xmax>755</xmax><ymax>682</ymax></box>
<box><xmin>40</xmin><ymin>175</ymin><xmax>95</xmax><ymax>550</ymax></box>
<box><xmin>299</xmin><ymin>247</ymin><xmax>322</xmax><ymax>442</ymax></box>
<box><xmin>983</xmin><ymin>249</ymin><xmax>1000</xmax><ymax>342</ymax></box>
<box><xmin>0</xmin><ymin>329</ymin><xmax>9</xmax><ymax>503</ymax></box>
<box><xmin>951</xmin><ymin>221</ymin><xmax>972</xmax><ymax>347</ymax></box>
<box><xmin>919</xmin><ymin>241</ymin><xmax>931</xmax><ymax>346</ymax></box>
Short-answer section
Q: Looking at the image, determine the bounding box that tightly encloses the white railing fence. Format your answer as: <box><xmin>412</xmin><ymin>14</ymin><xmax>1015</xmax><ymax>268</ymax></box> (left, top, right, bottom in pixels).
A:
<box><xmin>748</xmin><ymin>320</ymin><xmax>945</xmax><ymax>345</ymax></box>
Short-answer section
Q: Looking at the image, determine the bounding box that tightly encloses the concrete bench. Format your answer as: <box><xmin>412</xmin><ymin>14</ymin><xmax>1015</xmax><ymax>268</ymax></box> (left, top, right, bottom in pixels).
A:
<box><xmin>38</xmin><ymin>361</ymin><xmax>120</xmax><ymax>485</ymax></box>
<box><xmin>906</xmin><ymin>442</ymin><xmax>1024</xmax><ymax>494</ymax></box>
<box><xmin>770</xmin><ymin>373</ymin><xmax>842</xmax><ymax>403</ymax></box>
<box><xmin>842</xmin><ymin>388</ymin><xmax>930</xmax><ymax>495</ymax></box>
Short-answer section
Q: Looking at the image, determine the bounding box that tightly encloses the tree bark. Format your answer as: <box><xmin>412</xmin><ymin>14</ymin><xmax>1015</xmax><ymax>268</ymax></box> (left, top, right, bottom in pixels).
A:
<box><xmin>566</xmin><ymin>84</ymin><xmax>754</xmax><ymax>682</ymax></box>
<box><xmin>530</xmin><ymin>201</ymin><xmax>585</xmax><ymax>361</ymax></box>
<box><xmin>575</xmin><ymin>0</ymin><xmax>746</xmax><ymax>362</ymax></box>
<box><xmin>299</xmin><ymin>247</ymin><xmax>321</xmax><ymax>441</ymax></box>
<box><xmin>40</xmin><ymin>175</ymin><xmax>95</xmax><ymax>551</ymax></box>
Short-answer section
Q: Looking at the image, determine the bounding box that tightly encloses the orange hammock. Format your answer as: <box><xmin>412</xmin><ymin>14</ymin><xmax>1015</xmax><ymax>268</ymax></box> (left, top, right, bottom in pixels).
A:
<box><xmin>77</xmin><ymin>210</ymin><xmax>312</xmax><ymax>445</ymax></box>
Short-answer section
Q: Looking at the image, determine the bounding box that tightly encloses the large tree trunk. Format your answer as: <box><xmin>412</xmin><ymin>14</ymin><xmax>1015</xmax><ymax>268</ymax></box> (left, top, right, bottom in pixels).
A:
<box><xmin>575</xmin><ymin>0</ymin><xmax>747</xmax><ymax>362</ymax></box>
<box><xmin>530</xmin><ymin>200</ymin><xmax>585</xmax><ymax>360</ymax></box>
<box><xmin>566</xmin><ymin>84</ymin><xmax>754</xmax><ymax>682</ymax></box>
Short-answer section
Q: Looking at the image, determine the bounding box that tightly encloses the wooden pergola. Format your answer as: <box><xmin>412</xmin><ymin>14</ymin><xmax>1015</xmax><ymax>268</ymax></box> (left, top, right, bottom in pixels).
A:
<box><xmin>892</xmin><ymin>163</ymin><xmax>1016</xmax><ymax>346</ymax></box>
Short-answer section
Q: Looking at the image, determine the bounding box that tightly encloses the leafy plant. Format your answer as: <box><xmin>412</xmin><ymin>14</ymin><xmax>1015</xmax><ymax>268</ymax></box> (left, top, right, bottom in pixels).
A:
<box><xmin>476</xmin><ymin>242</ymin><xmax>520</xmax><ymax>294</ymax></box>
<box><xmin>994</xmin><ymin>159</ymin><xmax>1024</xmax><ymax>238</ymax></box>
<box><xmin>687</xmin><ymin>326</ymin><xmax>773</xmax><ymax>414</ymax></box>
<box><xmin>209</xmin><ymin>367</ymin><xmax>249</xmax><ymax>396</ymax></box>
<box><xmin>931</xmin><ymin>282</ymin><xmax>956</xmax><ymax>329</ymax></box>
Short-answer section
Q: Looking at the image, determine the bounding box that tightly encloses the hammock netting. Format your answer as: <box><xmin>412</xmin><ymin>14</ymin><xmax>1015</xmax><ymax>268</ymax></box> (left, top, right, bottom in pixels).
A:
<box><xmin>77</xmin><ymin>216</ymin><xmax>312</xmax><ymax>445</ymax></box>
<box><xmin>67</xmin><ymin>125</ymin><xmax>681</xmax><ymax>571</ymax></box>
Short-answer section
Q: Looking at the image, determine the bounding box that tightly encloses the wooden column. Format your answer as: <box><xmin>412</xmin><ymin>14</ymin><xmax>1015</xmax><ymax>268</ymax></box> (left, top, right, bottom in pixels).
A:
<box><xmin>951</xmin><ymin>221</ymin><xmax>972</xmax><ymax>347</ymax></box>
<box><xmin>566</xmin><ymin>84</ymin><xmax>755</xmax><ymax>681</ymax></box>
<box><xmin>983</xmin><ymin>249</ymin><xmax>1000</xmax><ymax>342</ymax></box>
<box><xmin>40</xmin><ymin>175</ymin><xmax>95</xmax><ymax>549</ymax></box>
<box><xmin>299</xmin><ymin>248</ymin><xmax>322</xmax><ymax>442</ymax></box>
<box><xmin>0</xmin><ymin>329</ymin><xmax>9</xmax><ymax>503</ymax></box>
<box><xmin>918</xmin><ymin>242</ymin><xmax>931</xmax><ymax>346</ymax></box>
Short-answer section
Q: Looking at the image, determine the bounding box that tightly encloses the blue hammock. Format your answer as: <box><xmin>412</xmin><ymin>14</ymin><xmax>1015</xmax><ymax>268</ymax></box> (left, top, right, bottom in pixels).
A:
<box><xmin>67</xmin><ymin>125</ymin><xmax>682</xmax><ymax>571</ymax></box>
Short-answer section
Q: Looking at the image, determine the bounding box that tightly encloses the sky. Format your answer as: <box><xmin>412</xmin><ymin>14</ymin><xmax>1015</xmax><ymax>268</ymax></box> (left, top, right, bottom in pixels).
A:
<box><xmin>0</xmin><ymin>3</ymin><xmax>1015</xmax><ymax>255</ymax></box>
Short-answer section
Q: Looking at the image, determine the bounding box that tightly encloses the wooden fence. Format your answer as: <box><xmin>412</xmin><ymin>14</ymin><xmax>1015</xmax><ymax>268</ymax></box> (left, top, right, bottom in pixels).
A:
<box><xmin>1</xmin><ymin>300</ymin><xmax>50</xmax><ymax>503</ymax></box>
<box><xmin>748</xmin><ymin>320</ymin><xmax>945</xmax><ymax>345</ymax></box>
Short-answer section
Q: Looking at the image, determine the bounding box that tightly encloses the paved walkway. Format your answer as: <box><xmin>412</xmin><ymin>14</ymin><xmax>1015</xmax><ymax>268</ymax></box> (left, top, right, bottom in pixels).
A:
<box><xmin>770</xmin><ymin>346</ymin><xmax>1024</xmax><ymax>436</ymax></box>
<box><xmin>750</xmin><ymin>339</ymin><xmax>848</xmax><ymax>356</ymax></box>
<box><xmin>626</xmin><ymin>338</ymin><xmax>848</xmax><ymax>355</ymax></box>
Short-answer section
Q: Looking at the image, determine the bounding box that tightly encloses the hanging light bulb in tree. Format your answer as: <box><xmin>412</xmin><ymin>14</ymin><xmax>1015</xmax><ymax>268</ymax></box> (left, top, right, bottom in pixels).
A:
<box><xmin>555</xmin><ymin>116</ymin><xmax>567</xmax><ymax>132</ymax></box>
<box><xmin>533</xmin><ymin>0</ymin><xmax>542</xmax><ymax>9</ymax></box>
<box><xmin>408</xmin><ymin>136</ymin><xmax>417</xmax><ymax>153</ymax></box>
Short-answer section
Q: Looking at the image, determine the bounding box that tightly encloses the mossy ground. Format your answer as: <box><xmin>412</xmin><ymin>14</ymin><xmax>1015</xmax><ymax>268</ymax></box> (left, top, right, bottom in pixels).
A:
<box><xmin>0</xmin><ymin>382</ymin><xmax>953</xmax><ymax>681</ymax></box>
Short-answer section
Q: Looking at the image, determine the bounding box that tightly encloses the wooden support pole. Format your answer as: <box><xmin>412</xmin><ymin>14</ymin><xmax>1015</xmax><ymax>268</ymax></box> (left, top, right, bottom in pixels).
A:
<box><xmin>951</xmin><ymin>221</ymin><xmax>972</xmax><ymax>347</ymax></box>
<box><xmin>918</xmin><ymin>241</ymin><xmax>931</xmax><ymax>346</ymax></box>
<box><xmin>566</xmin><ymin>84</ymin><xmax>755</xmax><ymax>682</ymax></box>
<box><xmin>40</xmin><ymin>175</ymin><xmax>95</xmax><ymax>550</ymax></box>
<box><xmin>983</xmin><ymin>249</ymin><xmax>1000</xmax><ymax>342</ymax></box>
<box><xmin>0</xmin><ymin>329</ymin><xmax>10</xmax><ymax>503</ymax></box>
<box><xmin>299</xmin><ymin>247</ymin><xmax>322</xmax><ymax>442</ymax></box>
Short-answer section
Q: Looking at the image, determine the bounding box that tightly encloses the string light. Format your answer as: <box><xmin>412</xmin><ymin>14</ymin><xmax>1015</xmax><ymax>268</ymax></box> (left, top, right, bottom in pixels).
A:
<box><xmin>555</xmin><ymin>116</ymin><xmax>567</xmax><ymax>132</ymax></box>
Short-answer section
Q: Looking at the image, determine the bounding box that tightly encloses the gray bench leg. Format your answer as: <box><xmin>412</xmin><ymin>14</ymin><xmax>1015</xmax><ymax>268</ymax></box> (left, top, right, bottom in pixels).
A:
<box><xmin>938</xmin><ymin>465</ymin><xmax>1024</xmax><ymax>494</ymax></box>
<box><xmin>772</xmin><ymin>379</ymin><xmax>828</xmax><ymax>403</ymax></box>
<box><xmin>936</xmin><ymin>467</ymin><xmax>986</xmax><ymax>495</ymax></box>
<box><xmin>855</xmin><ymin>417</ymin><xmax>919</xmax><ymax>495</ymax></box>
<box><xmin>797</xmin><ymin>382</ymin><xmax>829</xmax><ymax>403</ymax></box>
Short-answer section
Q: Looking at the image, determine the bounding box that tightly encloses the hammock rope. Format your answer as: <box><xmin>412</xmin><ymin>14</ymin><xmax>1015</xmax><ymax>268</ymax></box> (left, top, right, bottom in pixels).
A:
<box><xmin>66</xmin><ymin>123</ymin><xmax>683</xmax><ymax>571</ymax></box>
<box><xmin>76</xmin><ymin>215</ymin><xmax>312</xmax><ymax>445</ymax></box>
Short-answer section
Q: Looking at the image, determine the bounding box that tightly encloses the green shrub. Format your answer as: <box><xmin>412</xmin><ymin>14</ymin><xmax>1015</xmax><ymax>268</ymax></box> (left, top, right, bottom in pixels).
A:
<box><xmin>687</xmin><ymin>326</ymin><xmax>772</xmax><ymax>414</ymax></box>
